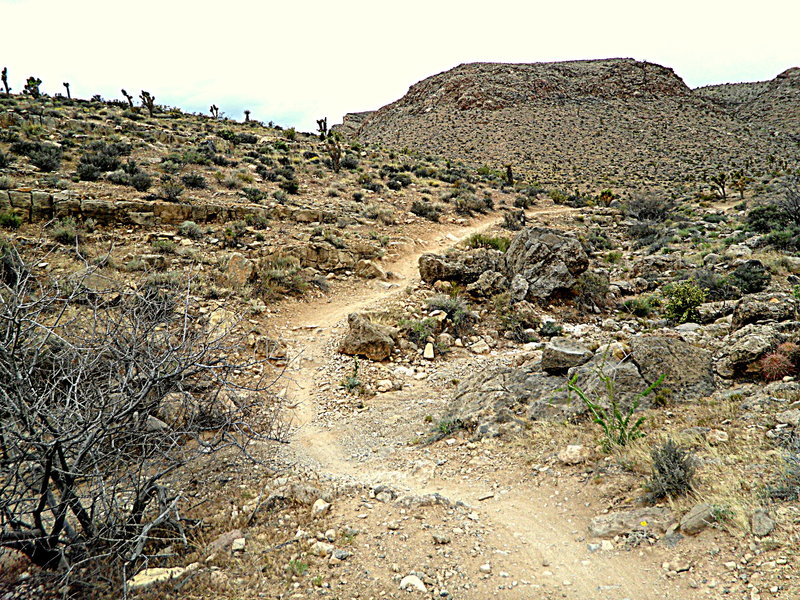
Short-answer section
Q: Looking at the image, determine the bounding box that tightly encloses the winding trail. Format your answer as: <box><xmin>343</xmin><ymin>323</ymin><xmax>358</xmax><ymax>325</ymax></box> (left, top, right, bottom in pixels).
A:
<box><xmin>273</xmin><ymin>206</ymin><xmax>692</xmax><ymax>599</ymax></box>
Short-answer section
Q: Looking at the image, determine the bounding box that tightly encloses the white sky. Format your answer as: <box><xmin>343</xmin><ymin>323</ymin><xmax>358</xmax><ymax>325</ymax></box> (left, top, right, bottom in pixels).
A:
<box><xmin>1</xmin><ymin>0</ymin><xmax>798</xmax><ymax>131</ymax></box>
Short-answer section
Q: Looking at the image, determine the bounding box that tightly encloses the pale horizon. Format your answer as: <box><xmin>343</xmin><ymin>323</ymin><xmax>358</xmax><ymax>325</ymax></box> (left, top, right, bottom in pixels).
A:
<box><xmin>1</xmin><ymin>0</ymin><xmax>798</xmax><ymax>131</ymax></box>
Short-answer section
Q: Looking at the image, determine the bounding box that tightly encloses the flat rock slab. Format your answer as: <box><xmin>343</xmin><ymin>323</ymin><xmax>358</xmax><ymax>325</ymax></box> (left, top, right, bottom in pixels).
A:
<box><xmin>589</xmin><ymin>507</ymin><xmax>674</xmax><ymax>538</ymax></box>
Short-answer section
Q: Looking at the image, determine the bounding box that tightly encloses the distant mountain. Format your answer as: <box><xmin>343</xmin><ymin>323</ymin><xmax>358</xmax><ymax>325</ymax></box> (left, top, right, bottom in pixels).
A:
<box><xmin>340</xmin><ymin>59</ymin><xmax>799</xmax><ymax>189</ymax></box>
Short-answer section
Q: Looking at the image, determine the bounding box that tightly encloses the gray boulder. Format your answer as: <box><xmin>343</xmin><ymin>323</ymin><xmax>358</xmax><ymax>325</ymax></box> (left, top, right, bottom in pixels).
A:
<box><xmin>631</xmin><ymin>335</ymin><xmax>715</xmax><ymax>400</ymax></box>
<box><xmin>541</xmin><ymin>337</ymin><xmax>593</xmax><ymax>373</ymax></box>
<box><xmin>714</xmin><ymin>323</ymin><xmax>785</xmax><ymax>378</ymax></box>
<box><xmin>504</xmin><ymin>227</ymin><xmax>589</xmax><ymax>301</ymax></box>
<box><xmin>731</xmin><ymin>292</ymin><xmax>797</xmax><ymax>331</ymax></box>
<box><xmin>566</xmin><ymin>354</ymin><xmax>651</xmax><ymax>410</ymax></box>
<box><xmin>447</xmin><ymin>365</ymin><xmax>566</xmax><ymax>437</ymax></box>
<box><xmin>680</xmin><ymin>502</ymin><xmax>715</xmax><ymax>535</ymax></box>
<box><xmin>418</xmin><ymin>249</ymin><xmax>504</xmax><ymax>285</ymax></box>
<box><xmin>466</xmin><ymin>270</ymin><xmax>508</xmax><ymax>297</ymax></box>
<box><xmin>338</xmin><ymin>313</ymin><xmax>398</xmax><ymax>361</ymax></box>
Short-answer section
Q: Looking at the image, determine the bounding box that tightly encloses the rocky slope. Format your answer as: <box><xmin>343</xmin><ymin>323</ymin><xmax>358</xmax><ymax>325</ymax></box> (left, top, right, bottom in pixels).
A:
<box><xmin>343</xmin><ymin>58</ymin><xmax>799</xmax><ymax>188</ymax></box>
<box><xmin>696</xmin><ymin>67</ymin><xmax>800</xmax><ymax>138</ymax></box>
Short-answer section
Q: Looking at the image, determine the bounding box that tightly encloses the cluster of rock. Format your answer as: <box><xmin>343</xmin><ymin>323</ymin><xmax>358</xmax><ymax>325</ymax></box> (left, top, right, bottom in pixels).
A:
<box><xmin>419</xmin><ymin>226</ymin><xmax>590</xmax><ymax>302</ymax></box>
<box><xmin>446</xmin><ymin>289</ymin><xmax>798</xmax><ymax>438</ymax></box>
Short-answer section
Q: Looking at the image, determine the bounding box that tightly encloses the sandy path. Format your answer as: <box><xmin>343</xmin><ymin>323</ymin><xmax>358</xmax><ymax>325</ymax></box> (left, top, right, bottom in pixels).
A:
<box><xmin>272</xmin><ymin>206</ymin><xmax>691</xmax><ymax>599</ymax></box>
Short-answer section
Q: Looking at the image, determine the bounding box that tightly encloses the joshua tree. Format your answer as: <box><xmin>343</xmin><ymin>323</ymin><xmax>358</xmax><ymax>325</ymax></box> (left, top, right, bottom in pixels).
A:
<box><xmin>244</xmin><ymin>109</ymin><xmax>251</xmax><ymax>123</ymax></box>
<box><xmin>23</xmin><ymin>76</ymin><xmax>42</xmax><ymax>98</ymax></box>
<box><xmin>327</xmin><ymin>134</ymin><xmax>342</xmax><ymax>173</ymax></box>
<box><xmin>139</xmin><ymin>90</ymin><xmax>155</xmax><ymax>117</ymax></box>
<box><xmin>210</xmin><ymin>104</ymin><xmax>219</xmax><ymax>118</ymax></box>
<box><xmin>121</xmin><ymin>89</ymin><xmax>134</xmax><ymax>108</ymax></box>
<box><xmin>708</xmin><ymin>172</ymin><xmax>728</xmax><ymax>200</ymax></box>
<box><xmin>730</xmin><ymin>169</ymin><xmax>753</xmax><ymax>200</ymax></box>
<box><xmin>317</xmin><ymin>117</ymin><xmax>328</xmax><ymax>140</ymax></box>
<box><xmin>62</xmin><ymin>82</ymin><xmax>71</xmax><ymax>99</ymax></box>
<box><xmin>1</xmin><ymin>67</ymin><xmax>10</xmax><ymax>95</ymax></box>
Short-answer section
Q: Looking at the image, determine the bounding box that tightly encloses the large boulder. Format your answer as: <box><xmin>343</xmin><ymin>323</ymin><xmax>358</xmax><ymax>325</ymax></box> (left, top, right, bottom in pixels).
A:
<box><xmin>631</xmin><ymin>335</ymin><xmax>716</xmax><ymax>400</ymax></box>
<box><xmin>714</xmin><ymin>323</ymin><xmax>785</xmax><ymax>378</ymax></box>
<box><xmin>418</xmin><ymin>249</ymin><xmax>504</xmax><ymax>285</ymax></box>
<box><xmin>446</xmin><ymin>365</ymin><xmax>566</xmax><ymax>437</ymax></box>
<box><xmin>730</xmin><ymin>292</ymin><xmax>797</xmax><ymax>331</ymax></box>
<box><xmin>503</xmin><ymin>227</ymin><xmax>589</xmax><ymax>301</ymax></box>
<box><xmin>338</xmin><ymin>313</ymin><xmax>397</xmax><ymax>361</ymax></box>
<box><xmin>541</xmin><ymin>337</ymin><xmax>593</xmax><ymax>373</ymax></box>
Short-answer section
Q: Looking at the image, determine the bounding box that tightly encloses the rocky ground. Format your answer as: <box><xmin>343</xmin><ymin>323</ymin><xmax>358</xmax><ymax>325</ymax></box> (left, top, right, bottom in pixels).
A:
<box><xmin>0</xmin><ymin>75</ymin><xmax>799</xmax><ymax>600</ymax></box>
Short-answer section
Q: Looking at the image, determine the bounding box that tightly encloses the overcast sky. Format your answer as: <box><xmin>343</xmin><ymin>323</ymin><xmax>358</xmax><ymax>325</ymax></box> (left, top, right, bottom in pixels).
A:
<box><xmin>1</xmin><ymin>0</ymin><xmax>798</xmax><ymax>131</ymax></box>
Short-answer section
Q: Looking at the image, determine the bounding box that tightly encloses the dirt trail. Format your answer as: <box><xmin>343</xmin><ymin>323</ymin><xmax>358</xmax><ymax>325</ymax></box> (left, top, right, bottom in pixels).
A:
<box><xmin>274</xmin><ymin>207</ymin><xmax>691</xmax><ymax>600</ymax></box>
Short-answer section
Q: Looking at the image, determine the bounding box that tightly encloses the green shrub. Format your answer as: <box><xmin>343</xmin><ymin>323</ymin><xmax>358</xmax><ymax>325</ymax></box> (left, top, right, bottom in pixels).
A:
<box><xmin>621</xmin><ymin>296</ymin><xmax>655</xmax><ymax>317</ymax></box>
<box><xmin>426</xmin><ymin>294</ymin><xmax>473</xmax><ymax>335</ymax></box>
<box><xmin>729</xmin><ymin>260</ymin><xmax>770</xmax><ymax>294</ymax></box>
<box><xmin>0</xmin><ymin>211</ymin><xmax>22</xmax><ymax>229</ymax></box>
<box><xmin>341</xmin><ymin>154</ymin><xmax>359</xmax><ymax>170</ymax></box>
<box><xmin>465</xmin><ymin>233</ymin><xmax>510</xmax><ymax>252</ymax></box>
<box><xmin>29</xmin><ymin>145</ymin><xmax>62</xmax><ymax>172</ymax></box>
<box><xmin>663</xmin><ymin>281</ymin><xmax>706</xmax><ymax>323</ymax></box>
<box><xmin>565</xmin><ymin>372</ymin><xmax>663</xmax><ymax>452</ymax></box>
<box><xmin>624</xmin><ymin>194</ymin><xmax>674</xmax><ymax>222</ymax></box>
<box><xmin>410</xmin><ymin>200</ymin><xmax>441</xmax><ymax>222</ymax></box>
<box><xmin>181</xmin><ymin>172</ymin><xmax>207</xmax><ymax>189</ymax></box>
<box><xmin>539</xmin><ymin>321</ymin><xmax>563</xmax><ymax>338</ymax></box>
<box><xmin>160</xmin><ymin>180</ymin><xmax>184</xmax><ymax>202</ymax></box>
<box><xmin>0</xmin><ymin>176</ymin><xmax>14</xmax><ymax>190</ymax></box>
<box><xmin>399</xmin><ymin>318</ymin><xmax>437</xmax><ymax>346</ymax></box>
<box><xmin>242</xmin><ymin>187</ymin><xmax>267</xmax><ymax>202</ymax></box>
<box><xmin>178</xmin><ymin>221</ymin><xmax>203</xmax><ymax>239</ymax></box>
<box><xmin>129</xmin><ymin>172</ymin><xmax>152</xmax><ymax>192</ymax></box>
<box><xmin>278</xmin><ymin>178</ymin><xmax>299</xmax><ymax>195</ymax></box>
<box><xmin>0</xmin><ymin>150</ymin><xmax>11</xmax><ymax>169</ymax></box>
<box><xmin>50</xmin><ymin>217</ymin><xmax>79</xmax><ymax>245</ymax></box>
<box><xmin>151</xmin><ymin>239</ymin><xmax>176</xmax><ymax>254</ymax></box>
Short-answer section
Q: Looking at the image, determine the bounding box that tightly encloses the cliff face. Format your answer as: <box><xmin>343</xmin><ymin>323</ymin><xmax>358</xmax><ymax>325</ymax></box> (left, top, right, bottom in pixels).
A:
<box><xmin>341</xmin><ymin>59</ymin><xmax>799</xmax><ymax>189</ymax></box>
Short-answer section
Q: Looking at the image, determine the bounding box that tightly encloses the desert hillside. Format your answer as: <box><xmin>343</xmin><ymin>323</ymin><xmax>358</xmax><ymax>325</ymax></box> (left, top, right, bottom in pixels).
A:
<box><xmin>345</xmin><ymin>58</ymin><xmax>799</xmax><ymax>189</ymax></box>
<box><xmin>0</xmin><ymin>62</ymin><xmax>799</xmax><ymax>600</ymax></box>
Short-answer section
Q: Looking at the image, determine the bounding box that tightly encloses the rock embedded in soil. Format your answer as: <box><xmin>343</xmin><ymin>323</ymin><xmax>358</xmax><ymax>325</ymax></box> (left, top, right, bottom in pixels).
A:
<box><xmin>588</xmin><ymin>507</ymin><xmax>674</xmax><ymax>538</ymax></box>
<box><xmin>630</xmin><ymin>334</ymin><xmax>716</xmax><ymax>400</ymax></box>
<box><xmin>541</xmin><ymin>337</ymin><xmax>593</xmax><ymax>373</ymax></box>
<box><xmin>680</xmin><ymin>503</ymin><xmax>715</xmax><ymax>535</ymax></box>
<box><xmin>338</xmin><ymin>313</ymin><xmax>397</xmax><ymax>361</ymax></box>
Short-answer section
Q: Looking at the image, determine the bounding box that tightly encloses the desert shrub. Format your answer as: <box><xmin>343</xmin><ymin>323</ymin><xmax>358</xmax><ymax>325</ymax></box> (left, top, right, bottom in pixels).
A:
<box><xmin>539</xmin><ymin>321</ymin><xmax>563</xmax><ymax>338</ymax></box>
<box><xmin>729</xmin><ymin>260</ymin><xmax>770</xmax><ymax>294</ymax></box>
<box><xmin>28</xmin><ymin>144</ymin><xmax>62</xmax><ymax>172</ymax></box>
<box><xmin>624</xmin><ymin>194</ymin><xmax>674</xmax><ymax>222</ymax></box>
<box><xmin>242</xmin><ymin>186</ymin><xmax>267</xmax><ymax>202</ymax></box>
<box><xmin>502</xmin><ymin>209</ymin><xmax>526</xmax><ymax>231</ymax></box>
<box><xmin>690</xmin><ymin>269</ymin><xmax>739</xmax><ymax>301</ymax></box>
<box><xmin>767</xmin><ymin>454</ymin><xmax>800</xmax><ymax>501</ymax></box>
<box><xmin>575</xmin><ymin>271</ymin><xmax>610</xmax><ymax>309</ymax></box>
<box><xmin>410</xmin><ymin>199</ymin><xmax>441</xmax><ymax>222</ymax></box>
<box><xmin>178</xmin><ymin>220</ymin><xmax>203</xmax><ymax>239</ymax></box>
<box><xmin>106</xmin><ymin>169</ymin><xmax>131</xmax><ymax>186</ymax></box>
<box><xmin>491</xmin><ymin>293</ymin><xmax>539</xmax><ymax>342</ymax></box>
<box><xmin>151</xmin><ymin>238</ymin><xmax>176</xmax><ymax>254</ymax></box>
<box><xmin>0</xmin><ymin>150</ymin><xmax>11</xmax><ymax>169</ymax></box>
<box><xmin>0</xmin><ymin>248</ymin><xmax>281</xmax><ymax>592</ymax></box>
<box><xmin>465</xmin><ymin>233</ymin><xmax>510</xmax><ymax>252</ymax></box>
<box><xmin>621</xmin><ymin>296</ymin><xmax>656</xmax><ymax>317</ymax></box>
<box><xmin>49</xmin><ymin>217</ymin><xmax>79</xmax><ymax>245</ymax></box>
<box><xmin>745</xmin><ymin>204</ymin><xmax>789</xmax><ymax>233</ymax></box>
<box><xmin>221</xmin><ymin>220</ymin><xmax>247</xmax><ymax>248</ymax></box>
<box><xmin>426</xmin><ymin>294</ymin><xmax>473</xmax><ymax>335</ymax></box>
<box><xmin>646</xmin><ymin>439</ymin><xmax>696</xmax><ymax>500</ymax></box>
<box><xmin>759</xmin><ymin>352</ymin><xmax>795</xmax><ymax>382</ymax></box>
<box><xmin>399</xmin><ymin>318</ymin><xmax>437</xmax><ymax>346</ymax></box>
<box><xmin>0</xmin><ymin>211</ymin><xmax>22</xmax><ymax>229</ymax></box>
<box><xmin>160</xmin><ymin>180</ymin><xmax>184</xmax><ymax>202</ymax></box>
<box><xmin>663</xmin><ymin>281</ymin><xmax>706</xmax><ymax>323</ymax></box>
<box><xmin>181</xmin><ymin>172</ymin><xmax>207</xmax><ymax>189</ymax></box>
<box><xmin>76</xmin><ymin>160</ymin><xmax>103</xmax><ymax>181</ymax></box>
<box><xmin>453</xmin><ymin>192</ymin><xmax>492</xmax><ymax>215</ymax></box>
<box><xmin>129</xmin><ymin>171</ymin><xmax>152</xmax><ymax>191</ymax></box>
<box><xmin>0</xmin><ymin>176</ymin><xmax>14</xmax><ymax>190</ymax></box>
<box><xmin>278</xmin><ymin>178</ymin><xmax>299</xmax><ymax>195</ymax></box>
<box><xmin>254</xmin><ymin>257</ymin><xmax>307</xmax><ymax>301</ymax></box>
<box><xmin>584</xmin><ymin>228</ymin><xmax>614</xmax><ymax>251</ymax></box>
<box><xmin>341</xmin><ymin>153</ymin><xmax>359</xmax><ymax>170</ymax></box>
